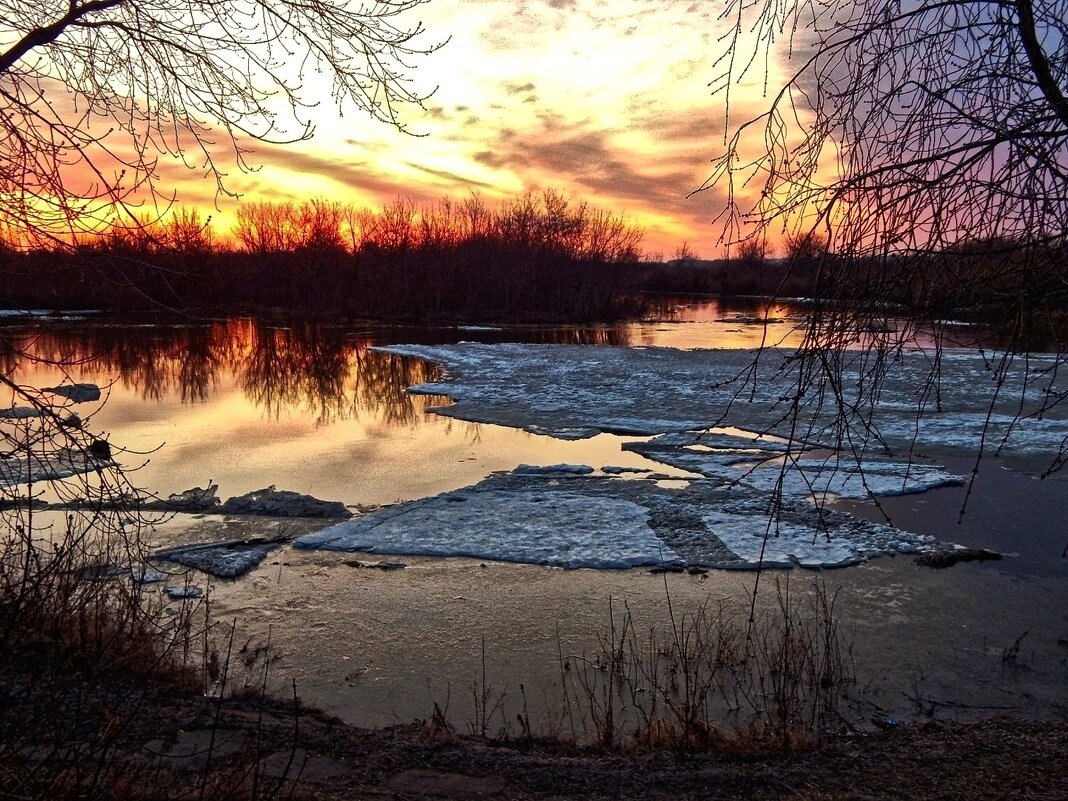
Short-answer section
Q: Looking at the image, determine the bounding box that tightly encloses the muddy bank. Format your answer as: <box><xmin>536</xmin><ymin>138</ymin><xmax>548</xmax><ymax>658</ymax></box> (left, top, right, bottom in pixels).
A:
<box><xmin>11</xmin><ymin>682</ymin><xmax>1068</xmax><ymax>801</ymax></box>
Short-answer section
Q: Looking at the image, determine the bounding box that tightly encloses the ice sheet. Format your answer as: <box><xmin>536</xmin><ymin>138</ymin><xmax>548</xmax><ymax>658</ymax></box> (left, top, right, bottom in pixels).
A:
<box><xmin>294</xmin><ymin>467</ymin><xmax>945</xmax><ymax>570</ymax></box>
<box><xmin>297</xmin><ymin>487</ymin><xmax>678</xmax><ymax>570</ymax></box>
<box><xmin>376</xmin><ymin>343</ymin><xmax>1067</xmax><ymax>458</ymax></box>
<box><xmin>294</xmin><ymin>342</ymin><xmax>1067</xmax><ymax>570</ymax></box>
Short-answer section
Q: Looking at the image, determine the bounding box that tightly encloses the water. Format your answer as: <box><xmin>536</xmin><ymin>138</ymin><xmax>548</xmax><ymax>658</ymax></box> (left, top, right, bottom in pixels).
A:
<box><xmin>3</xmin><ymin>298</ymin><xmax>1065</xmax><ymax>730</ymax></box>
<box><xmin>1</xmin><ymin>298</ymin><xmax>819</xmax><ymax>507</ymax></box>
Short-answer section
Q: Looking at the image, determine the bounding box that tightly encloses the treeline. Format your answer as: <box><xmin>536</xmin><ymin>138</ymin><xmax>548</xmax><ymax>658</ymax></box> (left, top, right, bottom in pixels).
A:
<box><xmin>0</xmin><ymin>191</ymin><xmax>649</xmax><ymax>322</ymax></box>
<box><xmin>639</xmin><ymin>235</ymin><xmax>832</xmax><ymax>298</ymax></box>
<box><xmin>644</xmin><ymin>234</ymin><xmax>1068</xmax><ymax>340</ymax></box>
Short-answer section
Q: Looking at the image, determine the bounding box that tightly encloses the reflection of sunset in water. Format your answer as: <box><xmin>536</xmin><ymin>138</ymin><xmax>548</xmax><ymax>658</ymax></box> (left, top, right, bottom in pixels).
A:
<box><xmin>3</xmin><ymin>316</ymin><xmax>661</xmax><ymax>506</ymax></box>
<box><xmin>3</xmin><ymin>298</ymin><xmax>948</xmax><ymax>507</ymax></box>
<box><xmin>633</xmin><ymin>298</ymin><xmax>809</xmax><ymax>350</ymax></box>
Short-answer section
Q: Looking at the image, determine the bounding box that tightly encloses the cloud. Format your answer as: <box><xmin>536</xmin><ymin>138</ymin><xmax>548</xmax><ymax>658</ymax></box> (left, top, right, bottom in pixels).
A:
<box><xmin>473</xmin><ymin>118</ymin><xmax>694</xmax><ymax>204</ymax></box>
<box><xmin>504</xmin><ymin>81</ymin><xmax>537</xmax><ymax>95</ymax></box>
<box><xmin>467</xmin><ymin>113</ymin><xmax>735</xmax><ymax>252</ymax></box>
<box><xmin>401</xmin><ymin>161</ymin><xmax>498</xmax><ymax>190</ymax></box>
<box><xmin>240</xmin><ymin>144</ymin><xmax>422</xmax><ymax>200</ymax></box>
<box><xmin>155</xmin><ymin>0</ymin><xmax>773</xmax><ymax>254</ymax></box>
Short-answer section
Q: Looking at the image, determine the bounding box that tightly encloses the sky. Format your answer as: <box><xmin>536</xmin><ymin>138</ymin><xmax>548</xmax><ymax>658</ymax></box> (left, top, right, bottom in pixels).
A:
<box><xmin>167</xmin><ymin>0</ymin><xmax>782</xmax><ymax>258</ymax></box>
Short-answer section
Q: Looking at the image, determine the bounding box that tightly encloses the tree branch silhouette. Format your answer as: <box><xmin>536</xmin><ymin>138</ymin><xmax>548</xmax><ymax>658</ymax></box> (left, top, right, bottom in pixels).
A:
<box><xmin>704</xmin><ymin>0</ymin><xmax>1068</xmax><ymax>479</ymax></box>
<box><xmin>0</xmin><ymin>0</ymin><xmax>439</xmax><ymax>246</ymax></box>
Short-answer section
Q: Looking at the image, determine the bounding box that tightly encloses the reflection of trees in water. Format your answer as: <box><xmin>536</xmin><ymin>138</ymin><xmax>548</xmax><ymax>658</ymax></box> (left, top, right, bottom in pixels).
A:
<box><xmin>4</xmin><ymin>318</ymin><xmax>443</xmax><ymax>425</ymax></box>
<box><xmin>6</xmin><ymin>323</ymin><xmax>222</xmax><ymax>401</ymax></box>
<box><xmin>242</xmin><ymin>323</ymin><xmax>352</xmax><ymax>425</ymax></box>
<box><xmin>351</xmin><ymin>348</ymin><xmax>444</xmax><ymax>426</ymax></box>
<box><xmin>523</xmin><ymin>325</ymin><xmax>632</xmax><ymax>346</ymax></box>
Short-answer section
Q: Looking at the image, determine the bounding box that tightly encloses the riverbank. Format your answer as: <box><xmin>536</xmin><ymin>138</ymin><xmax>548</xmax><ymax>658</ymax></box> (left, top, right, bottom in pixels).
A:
<box><xmin>6</xmin><ymin>673</ymin><xmax>1066</xmax><ymax>801</ymax></box>
<box><xmin>152</xmin><ymin>711</ymin><xmax>1068</xmax><ymax>800</ymax></box>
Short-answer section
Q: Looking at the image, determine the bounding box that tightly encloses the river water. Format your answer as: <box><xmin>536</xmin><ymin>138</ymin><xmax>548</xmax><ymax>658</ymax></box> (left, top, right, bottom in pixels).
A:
<box><xmin>3</xmin><ymin>298</ymin><xmax>814</xmax><ymax>506</ymax></box>
<box><xmin>3</xmin><ymin>298</ymin><xmax>1065</xmax><ymax>731</ymax></box>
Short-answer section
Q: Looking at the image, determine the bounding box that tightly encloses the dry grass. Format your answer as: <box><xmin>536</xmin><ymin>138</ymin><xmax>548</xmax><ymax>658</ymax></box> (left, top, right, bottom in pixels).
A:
<box><xmin>445</xmin><ymin>577</ymin><xmax>855</xmax><ymax>753</ymax></box>
<box><xmin>0</xmin><ymin>397</ymin><xmax>296</xmax><ymax>799</ymax></box>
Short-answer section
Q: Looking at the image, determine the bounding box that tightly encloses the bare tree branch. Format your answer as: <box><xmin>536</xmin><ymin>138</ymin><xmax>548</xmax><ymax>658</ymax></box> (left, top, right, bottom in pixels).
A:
<box><xmin>703</xmin><ymin>0</ymin><xmax>1068</xmax><ymax>480</ymax></box>
<box><xmin>0</xmin><ymin>0</ymin><xmax>440</xmax><ymax>246</ymax></box>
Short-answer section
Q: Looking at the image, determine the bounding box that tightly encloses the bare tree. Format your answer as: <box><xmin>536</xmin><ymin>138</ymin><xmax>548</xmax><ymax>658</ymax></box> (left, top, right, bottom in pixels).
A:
<box><xmin>0</xmin><ymin>0</ymin><xmax>438</xmax><ymax>247</ymax></box>
<box><xmin>707</xmin><ymin>0</ymin><xmax>1066</xmax><ymax>259</ymax></box>
<box><xmin>703</xmin><ymin>0</ymin><xmax>1068</xmax><ymax>474</ymax></box>
<box><xmin>0</xmin><ymin>3</ymin><xmax>439</xmax><ymax>748</ymax></box>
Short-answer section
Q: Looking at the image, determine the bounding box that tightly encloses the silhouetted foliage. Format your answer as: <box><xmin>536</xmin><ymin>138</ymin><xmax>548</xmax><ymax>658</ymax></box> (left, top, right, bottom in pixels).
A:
<box><xmin>2</xmin><ymin>191</ymin><xmax>649</xmax><ymax>322</ymax></box>
<box><xmin>0</xmin><ymin>0</ymin><xmax>436</xmax><ymax>247</ymax></box>
<box><xmin>705</xmin><ymin>0</ymin><xmax>1068</xmax><ymax>473</ymax></box>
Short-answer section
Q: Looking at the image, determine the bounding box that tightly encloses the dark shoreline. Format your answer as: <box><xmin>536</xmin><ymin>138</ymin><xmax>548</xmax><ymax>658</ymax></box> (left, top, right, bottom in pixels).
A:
<box><xmin>10</xmin><ymin>679</ymin><xmax>1067</xmax><ymax>801</ymax></box>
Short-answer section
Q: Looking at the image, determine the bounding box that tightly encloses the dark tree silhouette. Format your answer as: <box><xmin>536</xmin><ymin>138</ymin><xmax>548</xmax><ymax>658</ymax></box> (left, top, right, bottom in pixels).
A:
<box><xmin>0</xmin><ymin>0</ymin><xmax>437</xmax><ymax>247</ymax></box>
<box><xmin>704</xmin><ymin>0</ymin><xmax>1068</xmax><ymax>475</ymax></box>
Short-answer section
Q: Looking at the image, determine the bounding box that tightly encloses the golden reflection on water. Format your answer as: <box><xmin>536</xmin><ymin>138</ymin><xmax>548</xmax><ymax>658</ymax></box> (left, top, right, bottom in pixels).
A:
<box><xmin>8</xmin><ymin>319</ymin><xmax>446</xmax><ymax>426</ymax></box>
<box><xmin>2</xmin><ymin>317</ymin><xmax>655</xmax><ymax>505</ymax></box>
<box><xmin>2</xmin><ymin>298</ymin><xmax>944</xmax><ymax>505</ymax></box>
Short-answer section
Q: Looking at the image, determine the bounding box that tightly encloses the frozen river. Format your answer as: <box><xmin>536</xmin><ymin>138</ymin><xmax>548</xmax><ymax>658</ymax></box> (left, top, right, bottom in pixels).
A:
<box><xmin>3</xmin><ymin>298</ymin><xmax>1066</xmax><ymax>729</ymax></box>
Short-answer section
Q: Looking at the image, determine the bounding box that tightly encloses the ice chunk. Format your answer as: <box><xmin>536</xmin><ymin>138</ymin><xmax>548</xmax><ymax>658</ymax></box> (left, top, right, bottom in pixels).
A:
<box><xmin>132</xmin><ymin>567</ymin><xmax>169</xmax><ymax>584</ymax></box>
<box><xmin>0</xmin><ymin>406</ymin><xmax>45</xmax><ymax>420</ymax></box>
<box><xmin>43</xmin><ymin>383</ymin><xmax>101</xmax><ymax>403</ymax></box>
<box><xmin>165</xmin><ymin>584</ymin><xmax>202</xmax><ymax>599</ymax></box>
<box><xmin>702</xmin><ymin>511</ymin><xmax>864</xmax><ymax>568</ymax></box>
<box><xmin>0</xmin><ymin>448</ymin><xmax>103</xmax><ymax>488</ymax></box>
<box><xmin>219</xmin><ymin>485</ymin><xmax>352</xmax><ymax>519</ymax></box>
<box><xmin>296</xmin><ymin>488</ymin><xmax>681</xmax><ymax>570</ymax></box>
<box><xmin>154</xmin><ymin>537</ymin><xmax>284</xmax><ymax>578</ymax></box>
<box><xmin>511</xmin><ymin>463</ymin><xmax>594</xmax><ymax>475</ymax></box>
<box><xmin>163</xmin><ymin>484</ymin><xmax>221</xmax><ymax>511</ymax></box>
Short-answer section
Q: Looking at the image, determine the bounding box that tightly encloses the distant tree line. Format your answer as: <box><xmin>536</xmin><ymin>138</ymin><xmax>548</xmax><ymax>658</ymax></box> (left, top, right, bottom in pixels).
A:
<box><xmin>3</xmin><ymin>190</ymin><xmax>1064</xmax><ymax>335</ymax></box>
<box><xmin>0</xmin><ymin>191</ymin><xmax>650</xmax><ymax>322</ymax></box>
<box><xmin>641</xmin><ymin>234</ymin><xmax>1068</xmax><ymax>346</ymax></box>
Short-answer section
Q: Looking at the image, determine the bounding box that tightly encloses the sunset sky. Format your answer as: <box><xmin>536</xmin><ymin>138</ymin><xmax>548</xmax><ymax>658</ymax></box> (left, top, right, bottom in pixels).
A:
<box><xmin>170</xmin><ymin>1</ymin><xmax>781</xmax><ymax>258</ymax></box>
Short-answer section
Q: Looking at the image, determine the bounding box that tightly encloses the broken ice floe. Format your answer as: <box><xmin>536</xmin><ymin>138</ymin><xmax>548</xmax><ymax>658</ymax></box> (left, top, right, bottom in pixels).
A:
<box><xmin>139</xmin><ymin>484</ymin><xmax>351</xmax><ymax>518</ymax></box>
<box><xmin>156</xmin><ymin>484</ymin><xmax>222</xmax><ymax>512</ymax></box>
<box><xmin>0</xmin><ymin>447</ymin><xmax>112</xmax><ymax>488</ymax></box>
<box><xmin>132</xmin><ymin>567</ymin><xmax>169</xmax><ymax>584</ymax></box>
<box><xmin>297</xmin><ymin>484</ymin><xmax>670</xmax><ymax>569</ymax></box>
<box><xmin>298</xmin><ymin>340</ymin><xmax>1064</xmax><ymax>570</ymax></box>
<box><xmin>512</xmin><ymin>463</ymin><xmax>595</xmax><ymax>476</ymax></box>
<box><xmin>165</xmin><ymin>584</ymin><xmax>203</xmax><ymax>599</ymax></box>
<box><xmin>294</xmin><ymin>468</ymin><xmax>948</xmax><ymax>570</ymax></box>
<box><xmin>0</xmin><ymin>406</ymin><xmax>46</xmax><ymax>420</ymax></box>
<box><xmin>624</xmin><ymin>432</ymin><xmax>965</xmax><ymax>500</ymax></box>
<box><xmin>374</xmin><ymin>343</ymin><xmax>1068</xmax><ymax>458</ymax></box>
<box><xmin>43</xmin><ymin>383</ymin><xmax>101</xmax><ymax>403</ymax></box>
<box><xmin>154</xmin><ymin>537</ymin><xmax>285</xmax><ymax>578</ymax></box>
<box><xmin>217</xmin><ymin>486</ymin><xmax>352</xmax><ymax>518</ymax></box>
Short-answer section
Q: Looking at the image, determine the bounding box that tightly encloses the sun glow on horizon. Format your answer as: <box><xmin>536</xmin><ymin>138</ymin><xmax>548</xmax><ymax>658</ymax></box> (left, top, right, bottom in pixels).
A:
<box><xmin>131</xmin><ymin>1</ymin><xmax>801</xmax><ymax>259</ymax></box>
